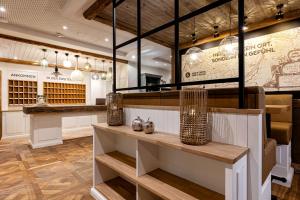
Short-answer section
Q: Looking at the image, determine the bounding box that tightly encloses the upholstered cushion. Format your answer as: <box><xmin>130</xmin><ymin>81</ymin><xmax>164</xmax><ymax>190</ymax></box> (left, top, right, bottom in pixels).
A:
<box><xmin>271</xmin><ymin>122</ymin><xmax>292</xmax><ymax>145</ymax></box>
<box><xmin>263</xmin><ymin>139</ymin><xmax>277</xmax><ymax>183</ymax></box>
<box><xmin>265</xmin><ymin>95</ymin><xmax>292</xmax><ymax>123</ymax></box>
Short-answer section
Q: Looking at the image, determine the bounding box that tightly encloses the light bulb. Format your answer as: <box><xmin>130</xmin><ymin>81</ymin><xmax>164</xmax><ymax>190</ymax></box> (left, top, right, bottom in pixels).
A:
<box><xmin>84</xmin><ymin>62</ymin><xmax>92</xmax><ymax>70</ymax></box>
<box><xmin>225</xmin><ymin>44</ymin><xmax>234</xmax><ymax>52</ymax></box>
<box><xmin>71</xmin><ymin>70</ymin><xmax>84</xmax><ymax>81</ymax></box>
<box><xmin>190</xmin><ymin>53</ymin><xmax>198</xmax><ymax>61</ymax></box>
<box><xmin>219</xmin><ymin>35</ymin><xmax>238</xmax><ymax>57</ymax></box>
<box><xmin>101</xmin><ymin>72</ymin><xmax>107</xmax><ymax>80</ymax></box>
<box><xmin>40</xmin><ymin>58</ymin><xmax>48</xmax><ymax>67</ymax></box>
<box><xmin>63</xmin><ymin>60</ymin><xmax>72</xmax><ymax>68</ymax></box>
<box><xmin>92</xmin><ymin>73</ymin><xmax>100</xmax><ymax>80</ymax></box>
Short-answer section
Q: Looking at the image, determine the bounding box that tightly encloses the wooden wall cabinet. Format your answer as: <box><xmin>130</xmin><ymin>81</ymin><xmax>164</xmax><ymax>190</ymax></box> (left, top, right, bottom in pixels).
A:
<box><xmin>8</xmin><ymin>80</ymin><xmax>37</xmax><ymax>106</ymax></box>
<box><xmin>43</xmin><ymin>82</ymin><xmax>86</xmax><ymax>104</ymax></box>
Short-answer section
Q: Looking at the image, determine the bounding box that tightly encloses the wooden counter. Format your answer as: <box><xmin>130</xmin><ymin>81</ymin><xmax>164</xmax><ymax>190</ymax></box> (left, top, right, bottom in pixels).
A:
<box><xmin>93</xmin><ymin>123</ymin><xmax>248</xmax><ymax>164</ymax></box>
<box><xmin>23</xmin><ymin>105</ymin><xmax>107</xmax><ymax>114</ymax></box>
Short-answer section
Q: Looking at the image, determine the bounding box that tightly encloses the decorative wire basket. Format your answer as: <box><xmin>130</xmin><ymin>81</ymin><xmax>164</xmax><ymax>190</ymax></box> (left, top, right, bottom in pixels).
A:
<box><xmin>180</xmin><ymin>88</ymin><xmax>208</xmax><ymax>145</ymax></box>
<box><xmin>107</xmin><ymin>92</ymin><xmax>123</xmax><ymax>126</ymax></box>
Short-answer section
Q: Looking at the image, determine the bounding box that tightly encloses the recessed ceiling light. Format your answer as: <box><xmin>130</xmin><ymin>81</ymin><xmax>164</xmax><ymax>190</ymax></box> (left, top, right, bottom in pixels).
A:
<box><xmin>131</xmin><ymin>55</ymin><xmax>136</xmax><ymax>59</ymax></box>
<box><xmin>13</xmin><ymin>56</ymin><xmax>18</xmax><ymax>60</ymax></box>
<box><xmin>104</xmin><ymin>38</ymin><xmax>109</xmax><ymax>42</ymax></box>
<box><xmin>62</xmin><ymin>25</ymin><xmax>68</xmax><ymax>30</ymax></box>
<box><xmin>0</xmin><ymin>6</ymin><xmax>6</xmax><ymax>12</ymax></box>
<box><xmin>155</xmin><ymin>61</ymin><xmax>159</xmax><ymax>64</ymax></box>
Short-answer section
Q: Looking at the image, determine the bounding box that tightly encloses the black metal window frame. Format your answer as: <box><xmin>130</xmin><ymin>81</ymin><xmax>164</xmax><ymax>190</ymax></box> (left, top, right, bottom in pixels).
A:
<box><xmin>112</xmin><ymin>0</ymin><xmax>245</xmax><ymax>108</ymax></box>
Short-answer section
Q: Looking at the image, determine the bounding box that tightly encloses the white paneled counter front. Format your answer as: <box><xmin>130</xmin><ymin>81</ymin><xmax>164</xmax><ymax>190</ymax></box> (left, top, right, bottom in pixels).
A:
<box><xmin>22</xmin><ymin>105</ymin><xmax>107</xmax><ymax>148</ymax></box>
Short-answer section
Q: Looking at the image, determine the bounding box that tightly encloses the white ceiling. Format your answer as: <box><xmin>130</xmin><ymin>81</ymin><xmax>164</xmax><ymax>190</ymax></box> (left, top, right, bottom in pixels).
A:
<box><xmin>0</xmin><ymin>0</ymin><xmax>172</xmax><ymax>69</ymax></box>
<box><xmin>0</xmin><ymin>37</ymin><xmax>112</xmax><ymax>71</ymax></box>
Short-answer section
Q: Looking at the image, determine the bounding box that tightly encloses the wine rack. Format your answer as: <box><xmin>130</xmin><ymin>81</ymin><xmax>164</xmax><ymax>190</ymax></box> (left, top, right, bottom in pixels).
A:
<box><xmin>43</xmin><ymin>82</ymin><xmax>86</xmax><ymax>104</ymax></box>
<box><xmin>8</xmin><ymin>80</ymin><xmax>38</xmax><ymax>106</ymax></box>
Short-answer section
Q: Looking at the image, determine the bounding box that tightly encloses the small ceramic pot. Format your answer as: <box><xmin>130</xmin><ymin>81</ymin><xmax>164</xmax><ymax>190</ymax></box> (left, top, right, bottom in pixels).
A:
<box><xmin>132</xmin><ymin>116</ymin><xmax>144</xmax><ymax>131</ymax></box>
<box><xmin>143</xmin><ymin>118</ymin><xmax>154</xmax><ymax>134</ymax></box>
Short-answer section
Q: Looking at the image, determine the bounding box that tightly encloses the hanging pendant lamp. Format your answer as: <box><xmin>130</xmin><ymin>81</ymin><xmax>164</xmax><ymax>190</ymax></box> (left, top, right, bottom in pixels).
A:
<box><xmin>219</xmin><ymin>3</ymin><xmax>238</xmax><ymax>57</ymax></box>
<box><xmin>91</xmin><ymin>59</ymin><xmax>100</xmax><ymax>80</ymax></box>
<box><xmin>71</xmin><ymin>55</ymin><xmax>84</xmax><ymax>81</ymax></box>
<box><xmin>100</xmin><ymin>60</ymin><xmax>107</xmax><ymax>80</ymax></box>
<box><xmin>106</xmin><ymin>61</ymin><xmax>113</xmax><ymax>81</ymax></box>
<box><xmin>52</xmin><ymin>51</ymin><xmax>62</xmax><ymax>77</ymax></box>
<box><xmin>184</xmin><ymin>17</ymin><xmax>202</xmax><ymax>65</ymax></box>
<box><xmin>63</xmin><ymin>53</ymin><xmax>72</xmax><ymax>68</ymax></box>
<box><xmin>40</xmin><ymin>49</ymin><xmax>48</xmax><ymax>68</ymax></box>
<box><xmin>84</xmin><ymin>57</ymin><xmax>92</xmax><ymax>70</ymax></box>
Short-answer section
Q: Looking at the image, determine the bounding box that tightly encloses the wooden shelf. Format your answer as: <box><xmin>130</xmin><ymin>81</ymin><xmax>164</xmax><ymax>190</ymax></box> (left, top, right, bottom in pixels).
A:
<box><xmin>96</xmin><ymin>177</ymin><xmax>136</xmax><ymax>200</ymax></box>
<box><xmin>95</xmin><ymin>151</ymin><xmax>224</xmax><ymax>200</ymax></box>
<box><xmin>140</xmin><ymin>169</ymin><xmax>224</xmax><ymax>200</ymax></box>
<box><xmin>43</xmin><ymin>82</ymin><xmax>86</xmax><ymax>104</ymax></box>
<box><xmin>95</xmin><ymin>151</ymin><xmax>136</xmax><ymax>182</ymax></box>
<box><xmin>93</xmin><ymin>123</ymin><xmax>248</xmax><ymax>164</ymax></box>
<box><xmin>8</xmin><ymin>79</ymin><xmax>37</xmax><ymax>106</ymax></box>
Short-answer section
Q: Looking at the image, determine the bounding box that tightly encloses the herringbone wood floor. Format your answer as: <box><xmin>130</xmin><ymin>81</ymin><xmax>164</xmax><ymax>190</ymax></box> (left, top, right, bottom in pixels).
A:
<box><xmin>0</xmin><ymin>136</ymin><xmax>299</xmax><ymax>200</ymax></box>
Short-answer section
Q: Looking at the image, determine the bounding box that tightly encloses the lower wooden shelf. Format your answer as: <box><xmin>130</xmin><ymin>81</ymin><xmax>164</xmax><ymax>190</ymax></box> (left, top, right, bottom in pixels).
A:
<box><xmin>95</xmin><ymin>151</ymin><xmax>224</xmax><ymax>200</ymax></box>
<box><xmin>96</xmin><ymin>177</ymin><xmax>136</xmax><ymax>200</ymax></box>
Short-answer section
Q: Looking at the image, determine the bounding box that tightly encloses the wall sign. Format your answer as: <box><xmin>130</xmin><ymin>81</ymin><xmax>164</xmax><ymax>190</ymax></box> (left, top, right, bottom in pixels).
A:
<box><xmin>182</xmin><ymin>26</ymin><xmax>300</xmax><ymax>91</ymax></box>
<box><xmin>8</xmin><ymin>70</ymin><xmax>38</xmax><ymax>81</ymax></box>
<box><xmin>44</xmin><ymin>74</ymin><xmax>84</xmax><ymax>83</ymax></box>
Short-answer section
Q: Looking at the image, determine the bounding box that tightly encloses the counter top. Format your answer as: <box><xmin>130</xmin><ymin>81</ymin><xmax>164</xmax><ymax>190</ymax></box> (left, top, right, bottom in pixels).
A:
<box><xmin>23</xmin><ymin>105</ymin><xmax>107</xmax><ymax>114</ymax></box>
<box><xmin>93</xmin><ymin>123</ymin><xmax>249</xmax><ymax>164</ymax></box>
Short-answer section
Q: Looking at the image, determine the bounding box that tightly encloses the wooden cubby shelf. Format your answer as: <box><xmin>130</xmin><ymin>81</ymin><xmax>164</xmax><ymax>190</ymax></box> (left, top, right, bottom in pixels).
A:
<box><xmin>43</xmin><ymin>82</ymin><xmax>86</xmax><ymax>104</ymax></box>
<box><xmin>93</xmin><ymin>123</ymin><xmax>248</xmax><ymax>200</ymax></box>
<box><xmin>95</xmin><ymin>151</ymin><xmax>223</xmax><ymax>200</ymax></box>
<box><xmin>8</xmin><ymin>80</ymin><xmax>37</xmax><ymax>106</ymax></box>
<box><xmin>96</xmin><ymin>177</ymin><xmax>136</xmax><ymax>200</ymax></box>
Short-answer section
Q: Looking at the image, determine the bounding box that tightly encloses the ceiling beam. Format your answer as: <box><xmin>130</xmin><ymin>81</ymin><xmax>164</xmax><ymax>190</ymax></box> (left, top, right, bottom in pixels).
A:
<box><xmin>84</xmin><ymin>0</ymin><xmax>112</xmax><ymax>20</ymax></box>
<box><xmin>0</xmin><ymin>33</ymin><xmax>128</xmax><ymax>64</ymax></box>
<box><xmin>0</xmin><ymin>57</ymin><xmax>106</xmax><ymax>73</ymax></box>
<box><xmin>180</xmin><ymin>9</ymin><xmax>300</xmax><ymax>49</ymax></box>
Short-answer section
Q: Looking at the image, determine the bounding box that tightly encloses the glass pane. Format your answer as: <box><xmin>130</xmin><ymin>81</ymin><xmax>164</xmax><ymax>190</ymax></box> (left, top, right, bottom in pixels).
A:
<box><xmin>180</xmin><ymin>3</ymin><xmax>238</xmax><ymax>88</ymax></box>
<box><xmin>116</xmin><ymin>0</ymin><xmax>137</xmax><ymax>45</ymax></box>
<box><xmin>141</xmin><ymin>0</ymin><xmax>174</xmax><ymax>34</ymax></box>
<box><xmin>116</xmin><ymin>41</ymin><xmax>138</xmax><ymax>89</ymax></box>
<box><xmin>141</xmin><ymin>26</ymin><xmax>174</xmax><ymax>91</ymax></box>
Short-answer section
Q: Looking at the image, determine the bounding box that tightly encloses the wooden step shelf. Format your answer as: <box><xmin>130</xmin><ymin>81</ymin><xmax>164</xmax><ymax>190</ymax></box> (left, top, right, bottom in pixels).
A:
<box><xmin>95</xmin><ymin>151</ymin><xmax>136</xmax><ymax>182</ymax></box>
<box><xmin>95</xmin><ymin>151</ymin><xmax>224</xmax><ymax>200</ymax></box>
<box><xmin>96</xmin><ymin>177</ymin><xmax>136</xmax><ymax>200</ymax></box>
<box><xmin>93</xmin><ymin>123</ymin><xmax>248</xmax><ymax>164</ymax></box>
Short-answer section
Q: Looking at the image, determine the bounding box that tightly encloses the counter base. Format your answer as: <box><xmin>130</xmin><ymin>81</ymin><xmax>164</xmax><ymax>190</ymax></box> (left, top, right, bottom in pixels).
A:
<box><xmin>29</xmin><ymin>139</ymin><xmax>63</xmax><ymax>149</ymax></box>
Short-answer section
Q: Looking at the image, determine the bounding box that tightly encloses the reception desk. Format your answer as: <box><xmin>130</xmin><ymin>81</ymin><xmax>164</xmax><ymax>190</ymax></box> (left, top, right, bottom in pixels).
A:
<box><xmin>23</xmin><ymin>105</ymin><xmax>106</xmax><ymax>148</ymax></box>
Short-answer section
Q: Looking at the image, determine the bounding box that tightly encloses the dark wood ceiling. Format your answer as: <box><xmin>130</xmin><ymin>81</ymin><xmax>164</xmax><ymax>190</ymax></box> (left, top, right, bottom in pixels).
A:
<box><xmin>84</xmin><ymin>0</ymin><xmax>300</xmax><ymax>48</ymax></box>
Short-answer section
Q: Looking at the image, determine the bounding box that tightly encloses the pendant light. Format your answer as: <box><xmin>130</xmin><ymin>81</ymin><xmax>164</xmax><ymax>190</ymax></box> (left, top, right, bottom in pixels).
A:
<box><xmin>275</xmin><ymin>4</ymin><xmax>284</xmax><ymax>20</ymax></box>
<box><xmin>84</xmin><ymin>57</ymin><xmax>92</xmax><ymax>70</ymax></box>
<box><xmin>71</xmin><ymin>55</ymin><xmax>84</xmax><ymax>81</ymax></box>
<box><xmin>219</xmin><ymin>3</ymin><xmax>238</xmax><ymax>57</ymax></box>
<box><xmin>40</xmin><ymin>49</ymin><xmax>48</xmax><ymax>68</ymax></box>
<box><xmin>52</xmin><ymin>51</ymin><xmax>62</xmax><ymax>77</ymax></box>
<box><xmin>91</xmin><ymin>59</ymin><xmax>100</xmax><ymax>80</ymax></box>
<box><xmin>243</xmin><ymin>16</ymin><xmax>248</xmax><ymax>31</ymax></box>
<box><xmin>100</xmin><ymin>60</ymin><xmax>107</xmax><ymax>80</ymax></box>
<box><xmin>106</xmin><ymin>61</ymin><xmax>113</xmax><ymax>81</ymax></box>
<box><xmin>184</xmin><ymin>17</ymin><xmax>202</xmax><ymax>65</ymax></box>
<box><xmin>63</xmin><ymin>53</ymin><xmax>72</xmax><ymax>68</ymax></box>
